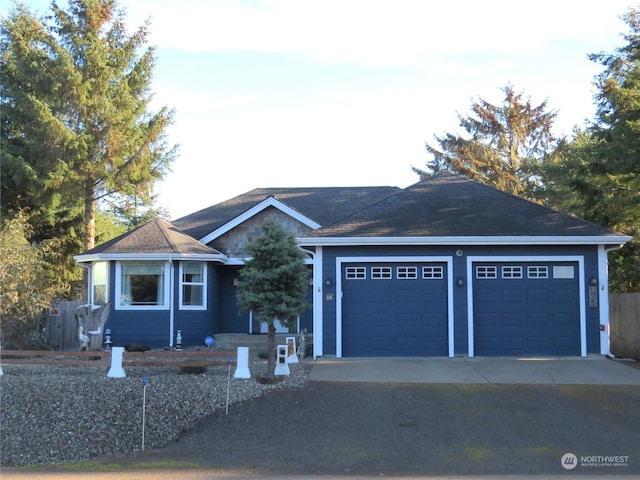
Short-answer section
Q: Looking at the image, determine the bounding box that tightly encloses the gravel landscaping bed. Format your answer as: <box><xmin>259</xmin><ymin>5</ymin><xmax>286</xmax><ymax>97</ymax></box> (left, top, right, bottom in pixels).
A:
<box><xmin>0</xmin><ymin>360</ymin><xmax>311</xmax><ymax>467</ymax></box>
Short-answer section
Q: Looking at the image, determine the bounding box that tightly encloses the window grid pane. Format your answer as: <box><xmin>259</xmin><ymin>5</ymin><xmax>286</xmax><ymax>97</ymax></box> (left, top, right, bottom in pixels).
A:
<box><xmin>502</xmin><ymin>266</ymin><xmax>523</xmax><ymax>279</ymax></box>
<box><xmin>422</xmin><ymin>266</ymin><xmax>444</xmax><ymax>279</ymax></box>
<box><xmin>345</xmin><ymin>267</ymin><xmax>366</xmax><ymax>279</ymax></box>
<box><xmin>528</xmin><ymin>266</ymin><xmax>549</xmax><ymax>279</ymax></box>
<box><xmin>371</xmin><ymin>267</ymin><xmax>392</xmax><ymax>279</ymax></box>
<box><xmin>476</xmin><ymin>266</ymin><xmax>497</xmax><ymax>279</ymax></box>
<box><xmin>397</xmin><ymin>266</ymin><xmax>418</xmax><ymax>279</ymax></box>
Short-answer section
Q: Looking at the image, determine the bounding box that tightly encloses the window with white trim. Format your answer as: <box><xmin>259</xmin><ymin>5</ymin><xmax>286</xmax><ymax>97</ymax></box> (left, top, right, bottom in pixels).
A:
<box><xmin>371</xmin><ymin>266</ymin><xmax>392</xmax><ymax>279</ymax></box>
<box><xmin>117</xmin><ymin>262</ymin><xmax>169</xmax><ymax>309</ymax></box>
<box><xmin>502</xmin><ymin>266</ymin><xmax>523</xmax><ymax>279</ymax></box>
<box><xmin>397</xmin><ymin>266</ymin><xmax>418</xmax><ymax>279</ymax></box>
<box><xmin>476</xmin><ymin>266</ymin><xmax>497</xmax><ymax>279</ymax></box>
<box><xmin>180</xmin><ymin>262</ymin><xmax>206</xmax><ymax>309</ymax></box>
<box><xmin>553</xmin><ymin>266</ymin><xmax>575</xmax><ymax>279</ymax></box>
<box><xmin>92</xmin><ymin>261</ymin><xmax>109</xmax><ymax>305</ymax></box>
<box><xmin>345</xmin><ymin>267</ymin><xmax>366</xmax><ymax>279</ymax></box>
<box><xmin>528</xmin><ymin>266</ymin><xmax>549</xmax><ymax>279</ymax></box>
<box><xmin>422</xmin><ymin>266</ymin><xmax>444</xmax><ymax>279</ymax></box>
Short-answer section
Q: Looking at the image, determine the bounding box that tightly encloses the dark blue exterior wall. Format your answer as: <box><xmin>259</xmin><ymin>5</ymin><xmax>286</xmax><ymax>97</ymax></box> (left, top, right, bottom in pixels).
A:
<box><xmin>215</xmin><ymin>265</ymin><xmax>313</xmax><ymax>334</ymax></box>
<box><xmin>99</xmin><ymin>243</ymin><xmax>602</xmax><ymax>354</ymax></box>
<box><xmin>319</xmin><ymin>244</ymin><xmax>602</xmax><ymax>357</ymax></box>
<box><xmin>104</xmin><ymin>260</ymin><xmax>220</xmax><ymax>349</ymax></box>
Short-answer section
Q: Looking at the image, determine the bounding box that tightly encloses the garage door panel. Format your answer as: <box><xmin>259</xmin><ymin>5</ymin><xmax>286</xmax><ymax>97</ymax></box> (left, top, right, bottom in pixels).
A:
<box><xmin>342</xmin><ymin>262</ymin><xmax>448</xmax><ymax>357</ymax></box>
<box><xmin>474</xmin><ymin>261</ymin><xmax>580</xmax><ymax>356</ymax></box>
<box><xmin>528</xmin><ymin>288</ymin><xmax>552</xmax><ymax>304</ymax></box>
<box><xmin>501</xmin><ymin>289</ymin><xmax>524</xmax><ymax>302</ymax></box>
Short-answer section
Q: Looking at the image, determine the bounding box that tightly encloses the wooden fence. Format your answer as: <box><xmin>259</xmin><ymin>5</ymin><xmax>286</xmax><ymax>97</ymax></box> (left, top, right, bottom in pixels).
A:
<box><xmin>610</xmin><ymin>292</ymin><xmax>640</xmax><ymax>359</ymax></box>
<box><xmin>46</xmin><ymin>300</ymin><xmax>82</xmax><ymax>351</ymax></box>
<box><xmin>0</xmin><ymin>349</ymin><xmax>237</xmax><ymax>368</ymax></box>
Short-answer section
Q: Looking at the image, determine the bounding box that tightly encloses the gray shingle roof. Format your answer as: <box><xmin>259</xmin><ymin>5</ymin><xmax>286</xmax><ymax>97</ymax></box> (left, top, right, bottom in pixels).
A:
<box><xmin>80</xmin><ymin>173</ymin><xmax>627</xmax><ymax>257</ymax></box>
<box><xmin>83</xmin><ymin>218</ymin><xmax>220</xmax><ymax>256</ymax></box>
<box><xmin>172</xmin><ymin>186</ymin><xmax>401</xmax><ymax>240</ymax></box>
<box><xmin>307</xmin><ymin>172</ymin><xmax>626</xmax><ymax>238</ymax></box>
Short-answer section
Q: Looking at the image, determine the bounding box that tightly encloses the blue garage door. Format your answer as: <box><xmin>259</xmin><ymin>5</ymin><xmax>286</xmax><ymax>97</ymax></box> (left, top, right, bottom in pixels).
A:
<box><xmin>473</xmin><ymin>262</ymin><xmax>580</xmax><ymax>356</ymax></box>
<box><xmin>342</xmin><ymin>263</ymin><xmax>448</xmax><ymax>356</ymax></box>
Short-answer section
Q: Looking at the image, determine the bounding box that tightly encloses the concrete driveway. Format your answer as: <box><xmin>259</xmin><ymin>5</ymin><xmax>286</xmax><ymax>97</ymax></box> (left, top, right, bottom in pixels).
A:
<box><xmin>309</xmin><ymin>355</ymin><xmax>640</xmax><ymax>384</ymax></box>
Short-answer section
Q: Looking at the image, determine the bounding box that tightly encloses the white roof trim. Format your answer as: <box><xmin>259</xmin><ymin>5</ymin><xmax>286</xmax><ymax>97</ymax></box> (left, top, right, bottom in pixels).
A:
<box><xmin>296</xmin><ymin>235</ymin><xmax>632</xmax><ymax>247</ymax></box>
<box><xmin>199</xmin><ymin>197</ymin><xmax>322</xmax><ymax>244</ymax></box>
<box><xmin>74</xmin><ymin>253</ymin><xmax>228</xmax><ymax>263</ymax></box>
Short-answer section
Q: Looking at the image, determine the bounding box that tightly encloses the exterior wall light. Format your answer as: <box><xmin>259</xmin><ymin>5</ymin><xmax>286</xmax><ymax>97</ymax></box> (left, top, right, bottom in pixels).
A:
<box><xmin>456</xmin><ymin>278</ymin><xmax>464</xmax><ymax>287</ymax></box>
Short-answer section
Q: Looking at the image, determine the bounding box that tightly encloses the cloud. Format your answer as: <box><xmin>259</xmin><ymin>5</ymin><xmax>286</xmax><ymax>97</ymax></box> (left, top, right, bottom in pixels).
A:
<box><xmin>126</xmin><ymin>0</ymin><xmax>630</xmax><ymax>67</ymax></box>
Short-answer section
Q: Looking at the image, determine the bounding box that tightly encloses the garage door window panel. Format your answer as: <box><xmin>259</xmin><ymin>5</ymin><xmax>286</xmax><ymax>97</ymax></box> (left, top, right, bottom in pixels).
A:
<box><xmin>371</xmin><ymin>267</ymin><xmax>392</xmax><ymax>279</ymax></box>
<box><xmin>397</xmin><ymin>266</ymin><xmax>418</xmax><ymax>279</ymax></box>
<box><xmin>422</xmin><ymin>266</ymin><xmax>444</xmax><ymax>279</ymax></box>
<box><xmin>346</xmin><ymin>267</ymin><xmax>366</xmax><ymax>279</ymax></box>
<box><xmin>502</xmin><ymin>266</ymin><xmax>523</xmax><ymax>279</ymax></box>
<box><xmin>476</xmin><ymin>266</ymin><xmax>497</xmax><ymax>278</ymax></box>
<box><xmin>528</xmin><ymin>266</ymin><xmax>549</xmax><ymax>279</ymax></box>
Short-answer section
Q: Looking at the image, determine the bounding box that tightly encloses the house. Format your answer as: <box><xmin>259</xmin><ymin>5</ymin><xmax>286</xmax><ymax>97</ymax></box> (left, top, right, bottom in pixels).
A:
<box><xmin>74</xmin><ymin>172</ymin><xmax>631</xmax><ymax>358</ymax></box>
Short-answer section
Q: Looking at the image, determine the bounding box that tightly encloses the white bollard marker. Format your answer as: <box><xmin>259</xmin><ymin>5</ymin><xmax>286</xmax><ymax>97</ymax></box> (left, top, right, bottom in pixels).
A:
<box><xmin>107</xmin><ymin>346</ymin><xmax>126</xmax><ymax>378</ymax></box>
<box><xmin>286</xmin><ymin>336</ymin><xmax>298</xmax><ymax>364</ymax></box>
<box><xmin>233</xmin><ymin>346</ymin><xmax>251</xmax><ymax>378</ymax></box>
<box><xmin>274</xmin><ymin>344</ymin><xmax>290</xmax><ymax>376</ymax></box>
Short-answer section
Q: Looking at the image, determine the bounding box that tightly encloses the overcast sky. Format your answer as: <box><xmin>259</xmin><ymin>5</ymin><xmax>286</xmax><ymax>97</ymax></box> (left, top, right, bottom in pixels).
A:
<box><xmin>3</xmin><ymin>0</ymin><xmax>636</xmax><ymax>218</ymax></box>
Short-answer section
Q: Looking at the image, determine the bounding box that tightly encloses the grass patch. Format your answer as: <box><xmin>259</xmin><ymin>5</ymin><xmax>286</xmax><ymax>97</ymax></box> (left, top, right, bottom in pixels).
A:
<box><xmin>462</xmin><ymin>445</ymin><xmax>494</xmax><ymax>463</ymax></box>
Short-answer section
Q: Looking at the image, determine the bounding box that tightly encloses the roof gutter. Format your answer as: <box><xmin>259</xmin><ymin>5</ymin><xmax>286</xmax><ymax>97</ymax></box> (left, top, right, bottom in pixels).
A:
<box><xmin>297</xmin><ymin>235</ymin><xmax>633</xmax><ymax>247</ymax></box>
<box><xmin>74</xmin><ymin>253</ymin><xmax>228</xmax><ymax>263</ymax></box>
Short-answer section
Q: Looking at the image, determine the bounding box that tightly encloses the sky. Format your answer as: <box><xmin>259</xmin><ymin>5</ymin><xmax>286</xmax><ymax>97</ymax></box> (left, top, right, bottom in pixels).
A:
<box><xmin>2</xmin><ymin>0</ymin><xmax>637</xmax><ymax>219</ymax></box>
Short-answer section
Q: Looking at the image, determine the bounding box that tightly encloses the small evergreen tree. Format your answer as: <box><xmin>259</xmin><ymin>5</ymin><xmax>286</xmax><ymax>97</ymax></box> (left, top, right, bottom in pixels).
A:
<box><xmin>237</xmin><ymin>219</ymin><xmax>310</xmax><ymax>381</ymax></box>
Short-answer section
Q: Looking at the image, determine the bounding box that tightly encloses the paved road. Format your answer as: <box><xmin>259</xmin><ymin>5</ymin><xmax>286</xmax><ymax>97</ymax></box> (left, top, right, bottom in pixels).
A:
<box><xmin>4</xmin><ymin>380</ymin><xmax>638</xmax><ymax>479</ymax></box>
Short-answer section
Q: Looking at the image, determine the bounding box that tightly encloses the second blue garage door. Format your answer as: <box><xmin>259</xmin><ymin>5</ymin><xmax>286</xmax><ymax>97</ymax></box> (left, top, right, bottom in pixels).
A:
<box><xmin>473</xmin><ymin>262</ymin><xmax>581</xmax><ymax>356</ymax></box>
<box><xmin>341</xmin><ymin>263</ymin><xmax>448</xmax><ymax>356</ymax></box>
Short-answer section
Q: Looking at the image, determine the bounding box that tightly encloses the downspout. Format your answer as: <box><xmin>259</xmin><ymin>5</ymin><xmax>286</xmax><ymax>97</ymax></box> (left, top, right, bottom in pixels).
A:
<box><xmin>169</xmin><ymin>257</ymin><xmax>175</xmax><ymax>347</ymax></box>
<box><xmin>599</xmin><ymin>244</ymin><xmax>626</xmax><ymax>357</ymax></box>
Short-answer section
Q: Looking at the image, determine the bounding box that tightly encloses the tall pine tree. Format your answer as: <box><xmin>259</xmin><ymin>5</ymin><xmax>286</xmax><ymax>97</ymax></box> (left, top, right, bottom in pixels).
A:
<box><xmin>1</xmin><ymin>0</ymin><xmax>177</xmax><ymax>256</ymax></box>
<box><xmin>415</xmin><ymin>85</ymin><xmax>559</xmax><ymax>202</ymax></box>
<box><xmin>543</xmin><ymin>8</ymin><xmax>640</xmax><ymax>291</ymax></box>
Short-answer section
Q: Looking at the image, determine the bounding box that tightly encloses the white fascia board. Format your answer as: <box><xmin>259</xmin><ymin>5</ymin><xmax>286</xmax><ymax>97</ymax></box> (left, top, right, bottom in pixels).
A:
<box><xmin>297</xmin><ymin>235</ymin><xmax>632</xmax><ymax>247</ymax></box>
<box><xmin>74</xmin><ymin>253</ymin><xmax>228</xmax><ymax>263</ymax></box>
<box><xmin>199</xmin><ymin>197</ymin><xmax>322</xmax><ymax>244</ymax></box>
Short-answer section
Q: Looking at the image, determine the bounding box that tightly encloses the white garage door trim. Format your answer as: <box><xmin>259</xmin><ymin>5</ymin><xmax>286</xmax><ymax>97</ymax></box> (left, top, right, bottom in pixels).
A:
<box><xmin>336</xmin><ymin>256</ymin><xmax>454</xmax><ymax>358</ymax></box>
<box><xmin>466</xmin><ymin>255</ymin><xmax>586</xmax><ymax>358</ymax></box>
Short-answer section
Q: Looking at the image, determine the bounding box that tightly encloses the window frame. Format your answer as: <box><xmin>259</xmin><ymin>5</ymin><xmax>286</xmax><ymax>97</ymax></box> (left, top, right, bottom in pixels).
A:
<box><xmin>476</xmin><ymin>266</ymin><xmax>498</xmax><ymax>279</ymax></box>
<box><xmin>345</xmin><ymin>266</ymin><xmax>367</xmax><ymax>280</ymax></box>
<box><xmin>502</xmin><ymin>266</ymin><xmax>523</xmax><ymax>279</ymax></box>
<box><xmin>527</xmin><ymin>266</ymin><xmax>549</xmax><ymax>279</ymax></box>
<box><xmin>179</xmin><ymin>262</ymin><xmax>207</xmax><ymax>310</ymax></box>
<box><xmin>91</xmin><ymin>261</ymin><xmax>109</xmax><ymax>306</ymax></box>
<box><xmin>371</xmin><ymin>266</ymin><xmax>392</xmax><ymax>279</ymax></box>
<box><xmin>115</xmin><ymin>261</ymin><xmax>170</xmax><ymax>310</ymax></box>
<box><xmin>422</xmin><ymin>266</ymin><xmax>444</xmax><ymax>279</ymax></box>
<box><xmin>397</xmin><ymin>266</ymin><xmax>418</xmax><ymax>279</ymax></box>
